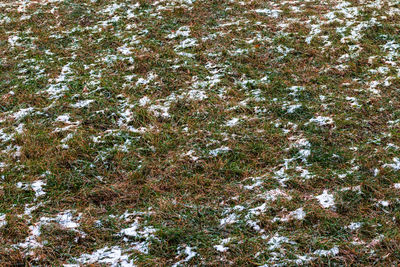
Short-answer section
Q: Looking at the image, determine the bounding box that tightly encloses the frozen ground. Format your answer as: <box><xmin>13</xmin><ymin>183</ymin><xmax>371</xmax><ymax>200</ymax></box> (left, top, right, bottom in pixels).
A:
<box><xmin>1</xmin><ymin>0</ymin><xmax>400</xmax><ymax>265</ymax></box>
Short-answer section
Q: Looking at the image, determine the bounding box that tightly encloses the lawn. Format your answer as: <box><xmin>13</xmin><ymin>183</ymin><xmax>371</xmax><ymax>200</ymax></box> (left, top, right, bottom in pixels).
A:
<box><xmin>1</xmin><ymin>0</ymin><xmax>400</xmax><ymax>265</ymax></box>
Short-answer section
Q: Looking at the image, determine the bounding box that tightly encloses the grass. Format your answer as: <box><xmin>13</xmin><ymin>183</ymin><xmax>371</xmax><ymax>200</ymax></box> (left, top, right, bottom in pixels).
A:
<box><xmin>1</xmin><ymin>0</ymin><xmax>400</xmax><ymax>265</ymax></box>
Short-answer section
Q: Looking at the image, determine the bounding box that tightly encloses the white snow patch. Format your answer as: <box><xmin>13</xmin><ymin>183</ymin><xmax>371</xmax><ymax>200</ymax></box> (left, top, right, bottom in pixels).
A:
<box><xmin>55</xmin><ymin>210</ymin><xmax>82</xmax><ymax>229</ymax></box>
<box><xmin>314</xmin><ymin>246</ymin><xmax>339</xmax><ymax>257</ymax></box>
<box><xmin>214</xmin><ymin>238</ymin><xmax>231</xmax><ymax>252</ymax></box>
<box><xmin>254</xmin><ymin>9</ymin><xmax>281</xmax><ymax>18</ymax></box>
<box><xmin>267</xmin><ymin>233</ymin><xmax>295</xmax><ymax>250</ymax></box>
<box><xmin>167</xmin><ymin>26</ymin><xmax>191</xmax><ymax>39</ymax></box>
<box><xmin>262</xmin><ymin>189</ymin><xmax>291</xmax><ymax>201</ymax></box>
<box><xmin>172</xmin><ymin>246</ymin><xmax>197</xmax><ymax>267</ymax></box>
<box><xmin>315</xmin><ymin>190</ymin><xmax>335</xmax><ymax>209</ymax></box>
<box><xmin>209</xmin><ymin>146</ymin><xmax>231</xmax><ymax>156</ymax></box>
<box><xmin>175</xmin><ymin>38</ymin><xmax>197</xmax><ymax>49</ymax></box>
<box><xmin>71</xmin><ymin>99</ymin><xmax>94</xmax><ymax>108</ymax></box>
<box><xmin>220</xmin><ymin>213</ymin><xmax>238</xmax><ymax>226</ymax></box>
<box><xmin>12</xmin><ymin>107</ymin><xmax>34</xmax><ymax>120</ymax></box>
<box><xmin>347</xmin><ymin>222</ymin><xmax>362</xmax><ymax>231</ymax></box>
<box><xmin>383</xmin><ymin>158</ymin><xmax>400</xmax><ymax>170</ymax></box>
<box><xmin>31</xmin><ymin>180</ymin><xmax>46</xmax><ymax>198</ymax></box>
<box><xmin>139</xmin><ymin>96</ymin><xmax>151</xmax><ymax>106</ymax></box>
<box><xmin>309</xmin><ymin>116</ymin><xmax>334</xmax><ymax>126</ymax></box>
<box><xmin>288</xmin><ymin>208</ymin><xmax>306</xmax><ymax>220</ymax></box>
<box><xmin>0</xmin><ymin>214</ymin><xmax>6</xmax><ymax>228</ymax></box>
<box><xmin>187</xmin><ymin>89</ymin><xmax>207</xmax><ymax>100</ymax></box>
<box><xmin>225</xmin><ymin>118</ymin><xmax>239</xmax><ymax>127</ymax></box>
<box><xmin>67</xmin><ymin>246</ymin><xmax>134</xmax><ymax>267</ymax></box>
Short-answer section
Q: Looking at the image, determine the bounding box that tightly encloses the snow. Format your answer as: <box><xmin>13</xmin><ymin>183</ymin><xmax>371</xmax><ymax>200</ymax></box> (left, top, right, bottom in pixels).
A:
<box><xmin>267</xmin><ymin>234</ymin><xmax>295</xmax><ymax>250</ymax></box>
<box><xmin>31</xmin><ymin>180</ymin><xmax>46</xmax><ymax>198</ymax></box>
<box><xmin>288</xmin><ymin>208</ymin><xmax>306</xmax><ymax>220</ymax></box>
<box><xmin>56</xmin><ymin>114</ymin><xmax>71</xmax><ymax>123</ymax></box>
<box><xmin>167</xmin><ymin>26</ymin><xmax>191</xmax><ymax>39</ymax></box>
<box><xmin>309</xmin><ymin>116</ymin><xmax>334</xmax><ymax>126</ymax></box>
<box><xmin>209</xmin><ymin>146</ymin><xmax>231</xmax><ymax>156</ymax></box>
<box><xmin>67</xmin><ymin>246</ymin><xmax>135</xmax><ymax>267</ymax></box>
<box><xmin>187</xmin><ymin>89</ymin><xmax>207</xmax><ymax>100</ymax></box>
<box><xmin>71</xmin><ymin>100</ymin><xmax>94</xmax><ymax>108</ymax></box>
<box><xmin>254</xmin><ymin>9</ymin><xmax>281</xmax><ymax>18</ymax></box>
<box><xmin>347</xmin><ymin>222</ymin><xmax>362</xmax><ymax>231</ymax></box>
<box><xmin>176</xmin><ymin>38</ymin><xmax>197</xmax><ymax>49</ymax></box>
<box><xmin>383</xmin><ymin>158</ymin><xmax>400</xmax><ymax>170</ymax></box>
<box><xmin>225</xmin><ymin>118</ymin><xmax>239</xmax><ymax>127</ymax></box>
<box><xmin>139</xmin><ymin>96</ymin><xmax>151</xmax><ymax>106</ymax></box>
<box><xmin>214</xmin><ymin>238</ymin><xmax>231</xmax><ymax>252</ymax></box>
<box><xmin>172</xmin><ymin>246</ymin><xmax>197</xmax><ymax>267</ymax></box>
<box><xmin>55</xmin><ymin>210</ymin><xmax>81</xmax><ymax>229</ymax></box>
<box><xmin>220</xmin><ymin>213</ymin><xmax>238</xmax><ymax>226</ymax></box>
<box><xmin>314</xmin><ymin>246</ymin><xmax>339</xmax><ymax>257</ymax></box>
<box><xmin>0</xmin><ymin>213</ymin><xmax>6</xmax><ymax>228</ymax></box>
<box><xmin>12</xmin><ymin>107</ymin><xmax>34</xmax><ymax>120</ymax></box>
<box><xmin>8</xmin><ymin>35</ymin><xmax>20</xmax><ymax>46</ymax></box>
<box><xmin>120</xmin><ymin>220</ymin><xmax>156</xmax><ymax>238</ymax></box>
<box><xmin>315</xmin><ymin>190</ymin><xmax>335</xmax><ymax>209</ymax></box>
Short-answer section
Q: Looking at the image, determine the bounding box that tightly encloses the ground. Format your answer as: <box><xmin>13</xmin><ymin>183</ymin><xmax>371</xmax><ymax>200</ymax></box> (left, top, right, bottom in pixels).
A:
<box><xmin>1</xmin><ymin>0</ymin><xmax>400</xmax><ymax>266</ymax></box>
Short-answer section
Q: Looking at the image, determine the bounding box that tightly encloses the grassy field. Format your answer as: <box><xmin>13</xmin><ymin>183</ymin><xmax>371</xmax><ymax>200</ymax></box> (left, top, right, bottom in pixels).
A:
<box><xmin>1</xmin><ymin>0</ymin><xmax>400</xmax><ymax>265</ymax></box>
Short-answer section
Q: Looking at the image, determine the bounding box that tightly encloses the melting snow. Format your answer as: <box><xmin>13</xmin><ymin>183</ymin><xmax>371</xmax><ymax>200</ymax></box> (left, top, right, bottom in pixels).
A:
<box><xmin>214</xmin><ymin>238</ymin><xmax>231</xmax><ymax>252</ymax></box>
<box><xmin>209</xmin><ymin>146</ymin><xmax>231</xmax><ymax>156</ymax></box>
<box><xmin>66</xmin><ymin>246</ymin><xmax>134</xmax><ymax>267</ymax></box>
<box><xmin>315</xmin><ymin>190</ymin><xmax>335</xmax><ymax>209</ymax></box>
<box><xmin>71</xmin><ymin>100</ymin><xmax>94</xmax><ymax>108</ymax></box>
<box><xmin>309</xmin><ymin>116</ymin><xmax>334</xmax><ymax>126</ymax></box>
<box><xmin>172</xmin><ymin>246</ymin><xmax>197</xmax><ymax>267</ymax></box>
<box><xmin>31</xmin><ymin>180</ymin><xmax>46</xmax><ymax>198</ymax></box>
<box><xmin>0</xmin><ymin>214</ymin><xmax>6</xmax><ymax>228</ymax></box>
<box><xmin>314</xmin><ymin>246</ymin><xmax>339</xmax><ymax>257</ymax></box>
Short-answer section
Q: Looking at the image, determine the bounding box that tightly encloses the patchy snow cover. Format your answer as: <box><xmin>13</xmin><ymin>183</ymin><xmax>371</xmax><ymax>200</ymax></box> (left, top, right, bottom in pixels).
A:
<box><xmin>308</xmin><ymin>116</ymin><xmax>334</xmax><ymax>126</ymax></box>
<box><xmin>187</xmin><ymin>89</ymin><xmax>207</xmax><ymax>100</ymax></box>
<box><xmin>66</xmin><ymin>246</ymin><xmax>135</xmax><ymax>267</ymax></box>
<box><xmin>267</xmin><ymin>233</ymin><xmax>296</xmax><ymax>250</ymax></box>
<box><xmin>315</xmin><ymin>190</ymin><xmax>335</xmax><ymax>209</ymax></box>
<box><xmin>347</xmin><ymin>222</ymin><xmax>362</xmax><ymax>231</ymax></box>
<box><xmin>31</xmin><ymin>180</ymin><xmax>46</xmax><ymax>198</ymax></box>
<box><xmin>214</xmin><ymin>238</ymin><xmax>231</xmax><ymax>252</ymax></box>
<box><xmin>254</xmin><ymin>8</ymin><xmax>281</xmax><ymax>18</ymax></box>
<box><xmin>172</xmin><ymin>246</ymin><xmax>197</xmax><ymax>267</ymax></box>
<box><xmin>2</xmin><ymin>0</ymin><xmax>400</xmax><ymax>264</ymax></box>
<box><xmin>273</xmin><ymin>208</ymin><xmax>306</xmax><ymax>222</ymax></box>
<box><xmin>139</xmin><ymin>96</ymin><xmax>151</xmax><ymax>106</ymax></box>
<box><xmin>220</xmin><ymin>213</ymin><xmax>238</xmax><ymax>226</ymax></box>
<box><xmin>12</xmin><ymin>107</ymin><xmax>34</xmax><ymax>120</ymax></box>
<box><xmin>383</xmin><ymin>158</ymin><xmax>400</xmax><ymax>170</ymax></box>
<box><xmin>167</xmin><ymin>26</ymin><xmax>191</xmax><ymax>39</ymax></box>
<box><xmin>209</xmin><ymin>146</ymin><xmax>231</xmax><ymax>156</ymax></box>
<box><xmin>0</xmin><ymin>213</ymin><xmax>6</xmax><ymax>228</ymax></box>
<box><xmin>314</xmin><ymin>246</ymin><xmax>339</xmax><ymax>257</ymax></box>
<box><xmin>71</xmin><ymin>99</ymin><xmax>94</xmax><ymax>108</ymax></box>
<box><xmin>225</xmin><ymin>117</ymin><xmax>239</xmax><ymax>127</ymax></box>
<box><xmin>17</xmin><ymin>210</ymin><xmax>83</xmax><ymax>251</ymax></box>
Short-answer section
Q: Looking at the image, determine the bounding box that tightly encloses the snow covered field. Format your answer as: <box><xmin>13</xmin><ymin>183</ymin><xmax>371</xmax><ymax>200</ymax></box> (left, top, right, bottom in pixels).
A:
<box><xmin>1</xmin><ymin>0</ymin><xmax>400</xmax><ymax>265</ymax></box>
